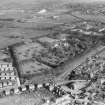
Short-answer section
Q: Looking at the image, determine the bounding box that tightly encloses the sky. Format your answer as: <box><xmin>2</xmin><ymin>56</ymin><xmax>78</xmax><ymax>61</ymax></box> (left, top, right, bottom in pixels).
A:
<box><xmin>0</xmin><ymin>0</ymin><xmax>105</xmax><ymax>3</ymax></box>
<box><xmin>67</xmin><ymin>0</ymin><xmax>105</xmax><ymax>3</ymax></box>
<box><xmin>0</xmin><ymin>0</ymin><xmax>105</xmax><ymax>9</ymax></box>
<box><xmin>0</xmin><ymin>0</ymin><xmax>104</xmax><ymax>5</ymax></box>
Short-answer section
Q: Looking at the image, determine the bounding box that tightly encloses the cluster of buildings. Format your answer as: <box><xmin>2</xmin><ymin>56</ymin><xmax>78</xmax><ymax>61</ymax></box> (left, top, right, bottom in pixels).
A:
<box><xmin>0</xmin><ymin>63</ymin><xmax>20</xmax><ymax>88</ymax></box>
<box><xmin>58</xmin><ymin>48</ymin><xmax>105</xmax><ymax>105</ymax></box>
<box><xmin>36</xmin><ymin>33</ymin><xmax>94</xmax><ymax>67</ymax></box>
<box><xmin>8</xmin><ymin>31</ymin><xmax>92</xmax><ymax>85</ymax></box>
<box><xmin>0</xmin><ymin>20</ymin><xmax>105</xmax><ymax>105</ymax></box>
<box><xmin>0</xmin><ymin>48</ymin><xmax>21</xmax><ymax>96</ymax></box>
<box><xmin>73</xmin><ymin>54</ymin><xmax>105</xmax><ymax>79</ymax></box>
<box><xmin>0</xmin><ymin>37</ymin><xmax>69</xmax><ymax>101</ymax></box>
<box><xmin>63</xmin><ymin>21</ymin><xmax>105</xmax><ymax>37</ymax></box>
<box><xmin>47</xmin><ymin>46</ymin><xmax>105</xmax><ymax>105</ymax></box>
<box><xmin>0</xmin><ymin>44</ymin><xmax>72</xmax><ymax>105</ymax></box>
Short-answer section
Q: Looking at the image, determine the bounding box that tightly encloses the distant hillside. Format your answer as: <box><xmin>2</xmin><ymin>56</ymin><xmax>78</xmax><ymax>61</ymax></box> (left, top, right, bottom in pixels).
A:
<box><xmin>0</xmin><ymin>0</ymin><xmax>69</xmax><ymax>10</ymax></box>
<box><xmin>0</xmin><ymin>0</ymin><xmax>105</xmax><ymax>11</ymax></box>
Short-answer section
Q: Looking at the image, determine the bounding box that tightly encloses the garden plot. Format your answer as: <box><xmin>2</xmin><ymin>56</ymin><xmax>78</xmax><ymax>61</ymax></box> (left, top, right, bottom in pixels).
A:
<box><xmin>36</xmin><ymin>51</ymin><xmax>64</xmax><ymax>67</ymax></box>
<box><xmin>19</xmin><ymin>59</ymin><xmax>52</xmax><ymax>77</ymax></box>
<box><xmin>13</xmin><ymin>42</ymin><xmax>45</xmax><ymax>62</ymax></box>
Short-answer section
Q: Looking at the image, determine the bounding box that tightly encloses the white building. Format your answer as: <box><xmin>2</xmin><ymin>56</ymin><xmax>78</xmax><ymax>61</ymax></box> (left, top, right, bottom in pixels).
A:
<box><xmin>21</xmin><ymin>86</ymin><xmax>27</xmax><ymax>91</ymax></box>
<box><xmin>14</xmin><ymin>88</ymin><xmax>21</xmax><ymax>94</ymax></box>
<box><xmin>0</xmin><ymin>63</ymin><xmax>21</xmax><ymax>89</ymax></box>
<box><xmin>29</xmin><ymin>84</ymin><xmax>35</xmax><ymax>90</ymax></box>
<box><xmin>37</xmin><ymin>84</ymin><xmax>43</xmax><ymax>89</ymax></box>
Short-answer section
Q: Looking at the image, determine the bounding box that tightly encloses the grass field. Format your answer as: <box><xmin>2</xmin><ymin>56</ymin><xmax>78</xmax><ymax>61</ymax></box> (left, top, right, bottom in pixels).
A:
<box><xmin>13</xmin><ymin>42</ymin><xmax>45</xmax><ymax>62</ymax></box>
<box><xmin>19</xmin><ymin>59</ymin><xmax>52</xmax><ymax>76</ymax></box>
<box><xmin>0</xmin><ymin>91</ymin><xmax>44</xmax><ymax>105</ymax></box>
